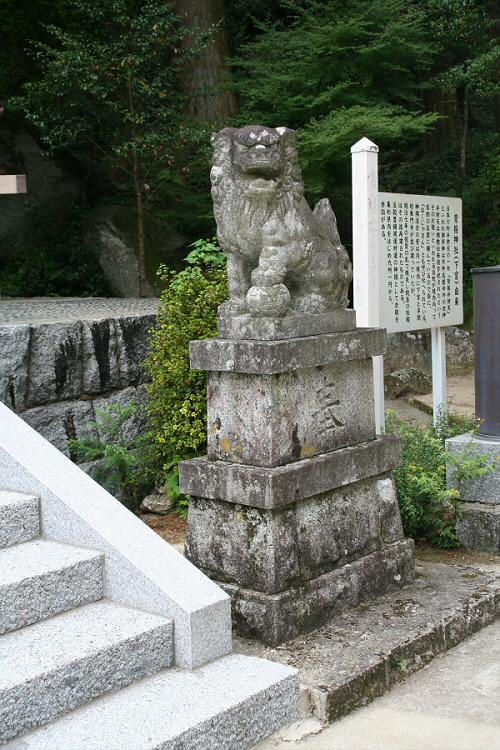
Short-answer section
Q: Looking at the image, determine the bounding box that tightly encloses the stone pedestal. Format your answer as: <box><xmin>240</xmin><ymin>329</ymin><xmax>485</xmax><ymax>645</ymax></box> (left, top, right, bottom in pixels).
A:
<box><xmin>447</xmin><ymin>433</ymin><xmax>500</xmax><ymax>553</ymax></box>
<box><xmin>181</xmin><ymin>320</ymin><xmax>415</xmax><ymax>644</ymax></box>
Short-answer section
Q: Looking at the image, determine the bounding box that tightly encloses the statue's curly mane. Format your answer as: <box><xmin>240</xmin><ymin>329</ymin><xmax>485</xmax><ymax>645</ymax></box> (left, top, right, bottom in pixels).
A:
<box><xmin>210</xmin><ymin>127</ymin><xmax>304</xmax><ymax>224</ymax></box>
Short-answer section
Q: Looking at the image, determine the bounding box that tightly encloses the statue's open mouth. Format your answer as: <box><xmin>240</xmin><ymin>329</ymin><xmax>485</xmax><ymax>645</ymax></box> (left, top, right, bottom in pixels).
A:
<box><xmin>242</xmin><ymin>159</ymin><xmax>280</xmax><ymax>177</ymax></box>
<box><xmin>245</xmin><ymin>177</ymin><xmax>277</xmax><ymax>195</ymax></box>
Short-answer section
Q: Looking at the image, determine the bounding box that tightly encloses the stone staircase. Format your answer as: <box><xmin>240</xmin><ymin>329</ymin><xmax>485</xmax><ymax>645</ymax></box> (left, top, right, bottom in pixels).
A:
<box><xmin>0</xmin><ymin>490</ymin><xmax>297</xmax><ymax>748</ymax></box>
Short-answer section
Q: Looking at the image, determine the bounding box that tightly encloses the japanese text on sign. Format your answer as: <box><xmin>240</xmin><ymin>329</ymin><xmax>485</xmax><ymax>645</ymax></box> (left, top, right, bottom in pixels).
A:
<box><xmin>378</xmin><ymin>192</ymin><xmax>463</xmax><ymax>333</ymax></box>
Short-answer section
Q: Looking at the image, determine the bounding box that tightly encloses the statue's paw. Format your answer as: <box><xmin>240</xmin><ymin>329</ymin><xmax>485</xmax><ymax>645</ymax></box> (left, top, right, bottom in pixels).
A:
<box><xmin>246</xmin><ymin>284</ymin><xmax>291</xmax><ymax>318</ymax></box>
<box><xmin>293</xmin><ymin>294</ymin><xmax>329</xmax><ymax>314</ymax></box>
<box><xmin>251</xmin><ymin>267</ymin><xmax>285</xmax><ymax>287</ymax></box>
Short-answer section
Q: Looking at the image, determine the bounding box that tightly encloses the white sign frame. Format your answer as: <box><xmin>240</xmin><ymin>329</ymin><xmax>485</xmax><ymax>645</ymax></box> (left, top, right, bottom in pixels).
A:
<box><xmin>351</xmin><ymin>137</ymin><xmax>463</xmax><ymax>431</ymax></box>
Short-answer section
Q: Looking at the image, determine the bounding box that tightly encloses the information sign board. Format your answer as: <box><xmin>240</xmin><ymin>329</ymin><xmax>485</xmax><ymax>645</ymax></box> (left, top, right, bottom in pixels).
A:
<box><xmin>378</xmin><ymin>192</ymin><xmax>463</xmax><ymax>333</ymax></box>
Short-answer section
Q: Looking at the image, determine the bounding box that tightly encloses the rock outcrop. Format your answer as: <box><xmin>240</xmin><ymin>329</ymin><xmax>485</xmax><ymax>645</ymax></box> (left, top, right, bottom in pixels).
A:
<box><xmin>84</xmin><ymin>204</ymin><xmax>186</xmax><ymax>297</ymax></box>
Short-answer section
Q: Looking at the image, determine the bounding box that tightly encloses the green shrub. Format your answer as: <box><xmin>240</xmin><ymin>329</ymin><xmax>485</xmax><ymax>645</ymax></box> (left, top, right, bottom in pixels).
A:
<box><xmin>69</xmin><ymin>402</ymin><xmax>149</xmax><ymax>511</ymax></box>
<box><xmin>386</xmin><ymin>411</ymin><xmax>494</xmax><ymax>548</ymax></box>
<box><xmin>145</xmin><ymin>239</ymin><xmax>227</xmax><ymax>505</ymax></box>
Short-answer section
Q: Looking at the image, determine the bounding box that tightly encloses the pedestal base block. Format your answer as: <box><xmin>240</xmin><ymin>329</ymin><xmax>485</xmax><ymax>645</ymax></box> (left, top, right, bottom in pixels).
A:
<box><xmin>186</xmin><ymin>467</ymin><xmax>416</xmax><ymax>643</ymax></box>
<box><xmin>457</xmin><ymin>502</ymin><xmax>500</xmax><ymax>553</ymax></box>
<box><xmin>186</xmin><ymin>475</ymin><xmax>405</xmax><ymax>595</ymax></box>
<box><xmin>221</xmin><ymin>539</ymin><xmax>415</xmax><ymax>645</ymax></box>
<box><xmin>446</xmin><ymin>433</ymin><xmax>500</xmax><ymax>504</ymax></box>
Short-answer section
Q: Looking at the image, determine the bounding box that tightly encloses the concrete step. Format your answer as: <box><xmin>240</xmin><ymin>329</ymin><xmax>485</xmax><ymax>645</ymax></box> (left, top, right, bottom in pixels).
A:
<box><xmin>0</xmin><ymin>599</ymin><xmax>174</xmax><ymax>743</ymax></box>
<box><xmin>3</xmin><ymin>653</ymin><xmax>298</xmax><ymax>750</ymax></box>
<box><xmin>0</xmin><ymin>491</ymin><xmax>39</xmax><ymax>548</ymax></box>
<box><xmin>0</xmin><ymin>538</ymin><xmax>103</xmax><ymax>634</ymax></box>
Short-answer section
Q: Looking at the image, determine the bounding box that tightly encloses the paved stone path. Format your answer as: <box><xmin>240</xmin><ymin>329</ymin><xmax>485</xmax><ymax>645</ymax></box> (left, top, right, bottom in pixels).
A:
<box><xmin>411</xmin><ymin>373</ymin><xmax>475</xmax><ymax>420</ymax></box>
<box><xmin>0</xmin><ymin>297</ymin><xmax>159</xmax><ymax>326</ymax></box>
<box><xmin>257</xmin><ymin>618</ymin><xmax>500</xmax><ymax>750</ymax></box>
<box><xmin>385</xmin><ymin>398</ymin><xmax>431</xmax><ymax>426</ymax></box>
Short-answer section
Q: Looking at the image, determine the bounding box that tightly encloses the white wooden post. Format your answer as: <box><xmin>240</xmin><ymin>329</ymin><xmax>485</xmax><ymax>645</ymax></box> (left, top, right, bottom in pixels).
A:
<box><xmin>431</xmin><ymin>326</ymin><xmax>447</xmax><ymax>426</ymax></box>
<box><xmin>0</xmin><ymin>174</ymin><xmax>27</xmax><ymax>194</ymax></box>
<box><xmin>351</xmin><ymin>137</ymin><xmax>385</xmax><ymax>434</ymax></box>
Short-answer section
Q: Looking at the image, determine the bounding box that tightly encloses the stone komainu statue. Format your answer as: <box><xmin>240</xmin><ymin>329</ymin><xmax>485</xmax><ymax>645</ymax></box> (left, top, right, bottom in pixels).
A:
<box><xmin>211</xmin><ymin>125</ymin><xmax>352</xmax><ymax>318</ymax></box>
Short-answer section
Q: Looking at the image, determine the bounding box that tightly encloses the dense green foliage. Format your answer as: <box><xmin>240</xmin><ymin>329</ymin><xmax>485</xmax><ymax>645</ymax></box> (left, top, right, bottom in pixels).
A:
<box><xmin>233</xmin><ymin>0</ymin><xmax>500</xmax><ymax>316</ymax></box>
<box><xmin>236</xmin><ymin>1</ymin><xmax>438</xmax><ymax>156</ymax></box>
<box><xmin>0</xmin><ymin>210</ymin><xmax>109</xmax><ymax>298</ymax></box>
<box><xmin>69</xmin><ymin>402</ymin><xmax>150</xmax><ymax>510</ymax></box>
<box><xmin>386</xmin><ymin>411</ymin><xmax>495</xmax><ymax>547</ymax></box>
<box><xmin>145</xmin><ymin>241</ymin><xmax>227</xmax><ymax>496</ymax></box>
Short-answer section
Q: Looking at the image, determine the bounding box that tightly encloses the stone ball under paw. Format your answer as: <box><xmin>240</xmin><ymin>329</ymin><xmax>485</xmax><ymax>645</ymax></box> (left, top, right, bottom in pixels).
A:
<box><xmin>246</xmin><ymin>283</ymin><xmax>291</xmax><ymax>317</ymax></box>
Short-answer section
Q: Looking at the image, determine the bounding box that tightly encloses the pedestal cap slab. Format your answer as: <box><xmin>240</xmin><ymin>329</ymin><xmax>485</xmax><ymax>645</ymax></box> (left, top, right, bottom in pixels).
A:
<box><xmin>217</xmin><ymin>308</ymin><xmax>357</xmax><ymax>341</ymax></box>
<box><xmin>180</xmin><ymin>435</ymin><xmax>403</xmax><ymax>509</ymax></box>
<box><xmin>189</xmin><ymin>328</ymin><xmax>385</xmax><ymax>375</ymax></box>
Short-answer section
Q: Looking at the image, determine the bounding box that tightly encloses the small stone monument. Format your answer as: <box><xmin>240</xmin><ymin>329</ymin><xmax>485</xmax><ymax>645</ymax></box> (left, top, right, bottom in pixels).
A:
<box><xmin>447</xmin><ymin>265</ymin><xmax>500</xmax><ymax>552</ymax></box>
<box><xmin>180</xmin><ymin>126</ymin><xmax>415</xmax><ymax>644</ymax></box>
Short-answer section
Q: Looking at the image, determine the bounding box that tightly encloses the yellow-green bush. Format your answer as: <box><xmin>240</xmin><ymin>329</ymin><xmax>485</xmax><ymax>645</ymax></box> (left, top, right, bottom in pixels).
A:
<box><xmin>386</xmin><ymin>411</ymin><xmax>494</xmax><ymax>548</ymax></box>
<box><xmin>145</xmin><ymin>241</ymin><xmax>227</xmax><ymax>499</ymax></box>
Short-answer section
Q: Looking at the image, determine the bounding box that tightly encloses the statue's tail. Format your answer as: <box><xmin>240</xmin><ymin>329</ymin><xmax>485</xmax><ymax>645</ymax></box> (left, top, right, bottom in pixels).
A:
<box><xmin>313</xmin><ymin>198</ymin><xmax>352</xmax><ymax>307</ymax></box>
<box><xmin>313</xmin><ymin>198</ymin><xmax>342</xmax><ymax>246</ymax></box>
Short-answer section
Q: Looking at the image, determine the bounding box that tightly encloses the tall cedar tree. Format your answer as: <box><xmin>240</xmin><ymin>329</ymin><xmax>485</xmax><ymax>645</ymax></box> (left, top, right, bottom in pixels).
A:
<box><xmin>176</xmin><ymin>0</ymin><xmax>238</xmax><ymax>120</ymax></box>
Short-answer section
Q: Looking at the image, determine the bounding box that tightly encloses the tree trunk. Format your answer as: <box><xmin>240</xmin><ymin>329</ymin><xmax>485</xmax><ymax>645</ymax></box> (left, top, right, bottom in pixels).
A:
<box><xmin>176</xmin><ymin>0</ymin><xmax>238</xmax><ymax>121</ymax></box>
<box><xmin>422</xmin><ymin>87</ymin><xmax>458</xmax><ymax>154</ymax></box>
<box><xmin>135</xmin><ymin>182</ymin><xmax>147</xmax><ymax>298</ymax></box>
<box><xmin>127</xmin><ymin>74</ymin><xmax>148</xmax><ymax>297</ymax></box>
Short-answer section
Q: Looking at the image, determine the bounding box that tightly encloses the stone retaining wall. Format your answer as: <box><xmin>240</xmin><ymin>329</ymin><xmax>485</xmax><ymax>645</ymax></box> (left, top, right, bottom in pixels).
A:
<box><xmin>386</xmin><ymin>326</ymin><xmax>474</xmax><ymax>375</ymax></box>
<box><xmin>0</xmin><ymin>299</ymin><xmax>158</xmax><ymax>459</ymax></box>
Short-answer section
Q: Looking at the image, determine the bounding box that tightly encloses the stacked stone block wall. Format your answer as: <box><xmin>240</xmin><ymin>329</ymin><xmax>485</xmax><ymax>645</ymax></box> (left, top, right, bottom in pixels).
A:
<box><xmin>0</xmin><ymin>299</ymin><xmax>158</xmax><ymax>460</ymax></box>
